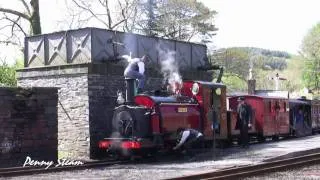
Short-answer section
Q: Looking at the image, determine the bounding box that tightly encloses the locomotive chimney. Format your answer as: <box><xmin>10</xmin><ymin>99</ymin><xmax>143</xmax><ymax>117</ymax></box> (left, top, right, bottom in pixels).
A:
<box><xmin>125</xmin><ymin>78</ymin><xmax>136</xmax><ymax>103</ymax></box>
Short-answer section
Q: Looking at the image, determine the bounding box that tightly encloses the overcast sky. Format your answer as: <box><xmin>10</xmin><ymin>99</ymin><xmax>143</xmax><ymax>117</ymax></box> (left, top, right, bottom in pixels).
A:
<box><xmin>200</xmin><ymin>0</ymin><xmax>320</xmax><ymax>54</ymax></box>
<box><xmin>1</xmin><ymin>0</ymin><xmax>320</xmax><ymax>63</ymax></box>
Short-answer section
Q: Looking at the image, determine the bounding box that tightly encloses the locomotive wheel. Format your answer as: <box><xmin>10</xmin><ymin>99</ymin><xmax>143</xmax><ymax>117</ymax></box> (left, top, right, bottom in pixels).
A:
<box><xmin>112</xmin><ymin>109</ymin><xmax>134</xmax><ymax>137</ymax></box>
<box><xmin>272</xmin><ymin>135</ymin><xmax>279</xmax><ymax>141</ymax></box>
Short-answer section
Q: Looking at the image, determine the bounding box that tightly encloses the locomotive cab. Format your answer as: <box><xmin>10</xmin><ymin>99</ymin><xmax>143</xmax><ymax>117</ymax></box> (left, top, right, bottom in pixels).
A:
<box><xmin>181</xmin><ymin>81</ymin><xmax>227</xmax><ymax>142</ymax></box>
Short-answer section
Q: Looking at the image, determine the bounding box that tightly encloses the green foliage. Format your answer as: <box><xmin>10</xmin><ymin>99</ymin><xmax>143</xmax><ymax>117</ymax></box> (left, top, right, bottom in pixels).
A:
<box><xmin>210</xmin><ymin>47</ymin><xmax>289</xmax><ymax>80</ymax></box>
<box><xmin>0</xmin><ymin>60</ymin><xmax>23</xmax><ymax>87</ymax></box>
<box><xmin>280</xmin><ymin>58</ymin><xmax>305</xmax><ymax>93</ymax></box>
<box><xmin>211</xmin><ymin>47</ymin><xmax>250</xmax><ymax>81</ymax></box>
<box><xmin>301</xmin><ymin>23</ymin><xmax>320</xmax><ymax>93</ymax></box>
<box><xmin>138</xmin><ymin>0</ymin><xmax>217</xmax><ymax>42</ymax></box>
<box><xmin>247</xmin><ymin>47</ymin><xmax>291</xmax><ymax>58</ymax></box>
<box><xmin>210</xmin><ymin>47</ymin><xmax>292</xmax><ymax>92</ymax></box>
<box><xmin>262</xmin><ymin>57</ymin><xmax>287</xmax><ymax>70</ymax></box>
<box><xmin>221</xmin><ymin>73</ymin><xmax>247</xmax><ymax>92</ymax></box>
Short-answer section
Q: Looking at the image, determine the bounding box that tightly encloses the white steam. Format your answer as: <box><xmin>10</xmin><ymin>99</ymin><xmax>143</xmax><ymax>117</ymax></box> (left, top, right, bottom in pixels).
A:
<box><xmin>157</xmin><ymin>45</ymin><xmax>182</xmax><ymax>95</ymax></box>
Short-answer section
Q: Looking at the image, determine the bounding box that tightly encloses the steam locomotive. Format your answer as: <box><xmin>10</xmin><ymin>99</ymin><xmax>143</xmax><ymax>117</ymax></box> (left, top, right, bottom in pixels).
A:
<box><xmin>98</xmin><ymin>78</ymin><xmax>226</xmax><ymax>156</ymax></box>
<box><xmin>98</xmin><ymin>78</ymin><xmax>320</xmax><ymax>156</ymax></box>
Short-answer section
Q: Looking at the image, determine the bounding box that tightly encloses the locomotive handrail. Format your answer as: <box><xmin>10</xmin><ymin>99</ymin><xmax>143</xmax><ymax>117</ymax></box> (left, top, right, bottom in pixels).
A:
<box><xmin>158</xmin><ymin>103</ymin><xmax>199</xmax><ymax>106</ymax></box>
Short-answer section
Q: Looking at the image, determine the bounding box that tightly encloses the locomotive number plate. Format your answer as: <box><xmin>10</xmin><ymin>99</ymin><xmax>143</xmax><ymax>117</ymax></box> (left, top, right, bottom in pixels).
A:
<box><xmin>177</xmin><ymin>107</ymin><xmax>188</xmax><ymax>113</ymax></box>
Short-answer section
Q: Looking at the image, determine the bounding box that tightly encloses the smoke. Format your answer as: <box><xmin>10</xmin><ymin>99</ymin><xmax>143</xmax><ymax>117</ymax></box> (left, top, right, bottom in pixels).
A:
<box><xmin>122</xmin><ymin>33</ymin><xmax>136</xmax><ymax>57</ymax></box>
<box><xmin>157</xmin><ymin>45</ymin><xmax>182</xmax><ymax>95</ymax></box>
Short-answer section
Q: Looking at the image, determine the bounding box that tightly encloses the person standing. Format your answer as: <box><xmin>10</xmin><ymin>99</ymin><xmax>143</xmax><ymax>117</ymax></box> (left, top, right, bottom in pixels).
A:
<box><xmin>295</xmin><ymin>108</ymin><xmax>304</xmax><ymax>136</ymax></box>
<box><xmin>124</xmin><ymin>55</ymin><xmax>148</xmax><ymax>93</ymax></box>
<box><xmin>237</xmin><ymin>97</ymin><xmax>252</xmax><ymax>148</ymax></box>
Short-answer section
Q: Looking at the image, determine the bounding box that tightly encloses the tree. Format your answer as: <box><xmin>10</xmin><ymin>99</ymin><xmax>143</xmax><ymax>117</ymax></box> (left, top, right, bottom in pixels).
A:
<box><xmin>211</xmin><ymin>48</ymin><xmax>251</xmax><ymax>81</ymax></box>
<box><xmin>0</xmin><ymin>0</ymin><xmax>41</xmax><ymax>48</ymax></box>
<box><xmin>209</xmin><ymin>47</ymin><xmax>291</xmax><ymax>92</ymax></box>
<box><xmin>301</xmin><ymin>23</ymin><xmax>320</xmax><ymax>93</ymax></box>
<box><xmin>0</xmin><ymin>59</ymin><xmax>23</xmax><ymax>86</ymax></box>
<box><xmin>137</xmin><ymin>0</ymin><xmax>217</xmax><ymax>41</ymax></box>
<box><xmin>68</xmin><ymin>0</ymin><xmax>217</xmax><ymax>42</ymax></box>
<box><xmin>67</xmin><ymin>0</ymin><xmax>139</xmax><ymax>32</ymax></box>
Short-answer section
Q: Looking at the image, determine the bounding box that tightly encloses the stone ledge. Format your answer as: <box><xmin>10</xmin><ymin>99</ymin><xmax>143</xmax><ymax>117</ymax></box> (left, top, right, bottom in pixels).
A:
<box><xmin>17</xmin><ymin>62</ymin><xmax>212</xmax><ymax>81</ymax></box>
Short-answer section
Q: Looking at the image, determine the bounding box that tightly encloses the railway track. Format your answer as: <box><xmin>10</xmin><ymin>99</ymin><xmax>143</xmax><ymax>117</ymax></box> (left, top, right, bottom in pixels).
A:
<box><xmin>0</xmin><ymin>159</ymin><xmax>130</xmax><ymax>177</ymax></box>
<box><xmin>168</xmin><ymin>152</ymin><xmax>320</xmax><ymax>180</ymax></box>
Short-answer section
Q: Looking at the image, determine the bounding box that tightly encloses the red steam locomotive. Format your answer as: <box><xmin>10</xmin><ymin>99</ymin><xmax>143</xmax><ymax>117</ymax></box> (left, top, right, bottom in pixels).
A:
<box><xmin>98</xmin><ymin>78</ymin><xmax>320</xmax><ymax>156</ymax></box>
<box><xmin>98</xmin><ymin>78</ymin><xmax>226</xmax><ymax>156</ymax></box>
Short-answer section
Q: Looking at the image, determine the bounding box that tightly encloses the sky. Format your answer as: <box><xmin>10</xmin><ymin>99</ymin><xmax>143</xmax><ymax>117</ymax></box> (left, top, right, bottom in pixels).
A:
<box><xmin>1</xmin><ymin>0</ymin><xmax>320</xmax><ymax>63</ymax></box>
<box><xmin>200</xmin><ymin>0</ymin><xmax>320</xmax><ymax>54</ymax></box>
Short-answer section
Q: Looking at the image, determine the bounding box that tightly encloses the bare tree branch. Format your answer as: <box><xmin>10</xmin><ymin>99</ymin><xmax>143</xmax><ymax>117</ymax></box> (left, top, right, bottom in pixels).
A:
<box><xmin>111</xmin><ymin>19</ymin><xmax>127</xmax><ymax>29</ymax></box>
<box><xmin>0</xmin><ymin>0</ymin><xmax>42</xmax><ymax>49</ymax></box>
<box><xmin>4</xmin><ymin>15</ymin><xmax>27</xmax><ymax>36</ymax></box>
<box><xmin>71</xmin><ymin>0</ymin><xmax>109</xmax><ymax>28</ymax></box>
<box><xmin>19</xmin><ymin>0</ymin><xmax>31</xmax><ymax>16</ymax></box>
<box><xmin>187</xmin><ymin>29</ymin><xmax>196</xmax><ymax>42</ymax></box>
<box><xmin>129</xmin><ymin>1</ymin><xmax>138</xmax><ymax>32</ymax></box>
<box><xmin>104</xmin><ymin>0</ymin><xmax>112</xmax><ymax>28</ymax></box>
<box><xmin>0</xmin><ymin>7</ymin><xmax>30</xmax><ymax>20</ymax></box>
<box><xmin>118</xmin><ymin>0</ymin><xmax>127</xmax><ymax>30</ymax></box>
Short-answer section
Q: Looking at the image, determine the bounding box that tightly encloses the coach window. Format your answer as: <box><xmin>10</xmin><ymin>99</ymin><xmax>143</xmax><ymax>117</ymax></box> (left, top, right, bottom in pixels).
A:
<box><xmin>283</xmin><ymin>102</ymin><xmax>286</xmax><ymax>112</ymax></box>
<box><xmin>275</xmin><ymin>101</ymin><xmax>280</xmax><ymax>112</ymax></box>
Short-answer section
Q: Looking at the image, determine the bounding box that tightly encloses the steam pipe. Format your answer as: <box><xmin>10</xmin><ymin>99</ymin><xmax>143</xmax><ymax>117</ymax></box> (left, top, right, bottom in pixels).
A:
<box><xmin>107</xmin><ymin>38</ymin><xmax>126</xmax><ymax>47</ymax></box>
<box><xmin>216</xmin><ymin>67</ymin><xmax>224</xmax><ymax>83</ymax></box>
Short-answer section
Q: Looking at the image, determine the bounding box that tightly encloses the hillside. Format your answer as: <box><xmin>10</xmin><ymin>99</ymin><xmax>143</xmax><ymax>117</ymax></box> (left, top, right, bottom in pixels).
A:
<box><xmin>210</xmin><ymin>47</ymin><xmax>307</xmax><ymax>97</ymax></box>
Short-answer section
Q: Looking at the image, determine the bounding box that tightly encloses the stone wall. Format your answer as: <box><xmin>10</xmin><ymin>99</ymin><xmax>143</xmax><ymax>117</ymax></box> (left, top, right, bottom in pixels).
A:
<box><xmin>0</xmin><ymin>87</ymin><xmax>58</xmax><ymax>168</ymax></box>
<box><xmin>17</xmin><ymin>62</ymin><xmax>211</xmax><ymax>159</ymax></box>
<box><xmin>17</xmin><ymin>64</ymin><xmax>90</xmax><ymax>159</ymax></box>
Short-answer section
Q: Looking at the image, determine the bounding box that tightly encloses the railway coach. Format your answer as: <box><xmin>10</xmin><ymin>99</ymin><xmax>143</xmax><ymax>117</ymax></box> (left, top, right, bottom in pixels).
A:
<box><xmin>311</xmin><ymin>99</ymin><xmax>320</xmax><ymax>133</ymax></box>
<box><xmin>289</xmin><ymin>98</ymin><xmax>312</xmax><ymax>137</ymax></box>
<box><xmin>228</xmin><ymin>95</ymin><xmax>290</xmax><ymax>142</ymax></box>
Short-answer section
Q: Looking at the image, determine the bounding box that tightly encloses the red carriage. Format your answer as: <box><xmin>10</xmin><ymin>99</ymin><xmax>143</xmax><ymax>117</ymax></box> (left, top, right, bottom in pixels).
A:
<box><xmin>228</xmin><ymin>95</ymin><xmax>290</xmax><ymax>141</ymax></box>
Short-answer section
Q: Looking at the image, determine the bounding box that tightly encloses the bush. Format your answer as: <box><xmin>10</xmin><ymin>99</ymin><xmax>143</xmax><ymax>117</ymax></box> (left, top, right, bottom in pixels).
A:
<box><xmin>0</xmin><ymin>59</ymin><xmax>23</xmax><ymax>86</ymax></box>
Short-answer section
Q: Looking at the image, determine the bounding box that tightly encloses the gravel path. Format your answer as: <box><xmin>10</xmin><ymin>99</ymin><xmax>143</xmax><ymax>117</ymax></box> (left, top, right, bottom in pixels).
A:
<box><xmin>244</xmin><ymin>164</ymin><xmax>320</xmax><ymax>180</ymax></box>
<box><xmin>3</xmin><ymin>134</ymin><xmax>320</xmax><ymax>180</ymax></box>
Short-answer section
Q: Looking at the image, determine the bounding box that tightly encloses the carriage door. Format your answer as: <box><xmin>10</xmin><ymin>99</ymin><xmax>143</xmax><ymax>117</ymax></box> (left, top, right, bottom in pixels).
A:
<box><xmin>274</xmin><ymin>101</ymin><xmax>281</xmax><ymax>136</ymax></box>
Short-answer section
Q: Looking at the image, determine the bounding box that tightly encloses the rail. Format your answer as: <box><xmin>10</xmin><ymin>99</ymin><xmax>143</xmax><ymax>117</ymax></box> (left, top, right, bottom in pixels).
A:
<box><xmin>168</xmin><ymin>152</ymin><xmax>320</xmax><ymax>180</ymax></box>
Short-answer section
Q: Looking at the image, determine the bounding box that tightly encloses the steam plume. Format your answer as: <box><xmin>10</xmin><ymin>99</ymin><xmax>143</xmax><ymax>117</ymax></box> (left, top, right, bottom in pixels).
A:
<box><xmin>157</xmin><ymin>45</ymin><xmax>182</xmax><ymax>94</ymax></box>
